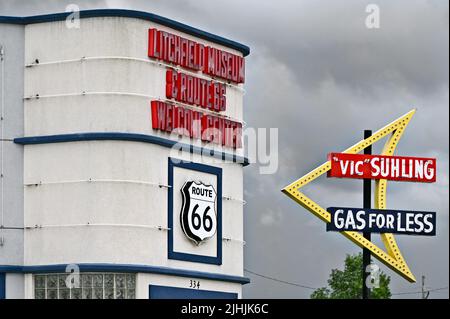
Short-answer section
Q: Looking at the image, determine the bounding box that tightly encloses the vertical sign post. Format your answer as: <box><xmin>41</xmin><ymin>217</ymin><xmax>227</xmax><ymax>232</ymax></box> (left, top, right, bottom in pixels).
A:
<box><xmin>363</xmin><ymin>130</ymin><xmax>372</xmax><ymax>299</ymax></box>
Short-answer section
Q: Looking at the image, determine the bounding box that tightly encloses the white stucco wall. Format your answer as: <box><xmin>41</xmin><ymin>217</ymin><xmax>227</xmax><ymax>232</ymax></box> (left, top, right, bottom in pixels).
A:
<box><xmin>20</xmin><ymin>14</ymin><xmax>245</xmax><ymax>297</ymax></box>
<box><xmin>0</xmin><ymin>23</ymin><xmax>25</xmax><ymax>267</ymax></box>
<box><xmin>24</xmin><ymin>17</ymin><xmax>244</xmax><ymax>157</ymax></box>
<box><xmin>24</xmin><ymin>141</ymin><xmax>244</xmax><ymax>276</ymax></box>
<box><xmin>5</xmin><ymin>273</ymin><xmax>24</xmax><ymax>299</ymax></box>
<box><xmin>0</xmin><ymin>13</ymin><xmax>246</xmax><ymax>299</ymax></box>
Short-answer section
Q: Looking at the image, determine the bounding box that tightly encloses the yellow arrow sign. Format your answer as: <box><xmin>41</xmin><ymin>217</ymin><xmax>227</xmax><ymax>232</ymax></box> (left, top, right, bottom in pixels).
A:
<box><xmin>282</xmin><ymin>109</ymin><xmax>417</xmax><ymax>282</ymax></box>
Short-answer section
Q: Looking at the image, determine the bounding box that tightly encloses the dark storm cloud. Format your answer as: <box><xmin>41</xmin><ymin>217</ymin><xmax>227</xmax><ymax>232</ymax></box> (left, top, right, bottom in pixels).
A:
<box><xmin>1</xmin><ymin>0</ymin><xmax>448</xmax><ymax>298</ymax></box>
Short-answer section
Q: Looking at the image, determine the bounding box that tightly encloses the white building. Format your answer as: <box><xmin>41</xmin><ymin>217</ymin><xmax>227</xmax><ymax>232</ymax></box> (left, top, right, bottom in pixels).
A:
<box><xmin>0</xmin><ymin>9</ymin><xmax>249</xmax><ymax>299</ymax></box>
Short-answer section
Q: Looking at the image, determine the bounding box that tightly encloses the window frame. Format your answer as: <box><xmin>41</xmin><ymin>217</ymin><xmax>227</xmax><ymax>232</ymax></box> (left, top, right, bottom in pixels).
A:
<box><xmin>33</xmin><ymin>272</ymin><xmax>136</xmax><ymax>299</ymax></box>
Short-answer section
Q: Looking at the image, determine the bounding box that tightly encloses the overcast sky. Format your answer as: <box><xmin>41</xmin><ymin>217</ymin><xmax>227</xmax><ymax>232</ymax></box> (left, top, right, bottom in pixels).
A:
<box><xmin>1</xmin><ymin>0</ymin><xmax>448</xmax><ymax>299</ymax></box>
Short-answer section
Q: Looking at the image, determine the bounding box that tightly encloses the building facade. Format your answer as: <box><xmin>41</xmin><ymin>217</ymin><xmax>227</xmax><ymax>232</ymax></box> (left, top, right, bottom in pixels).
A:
<box><xmin>0</xmin><ymin>9</ymin><xmax>249</xmax><ymax>299</ymax></box>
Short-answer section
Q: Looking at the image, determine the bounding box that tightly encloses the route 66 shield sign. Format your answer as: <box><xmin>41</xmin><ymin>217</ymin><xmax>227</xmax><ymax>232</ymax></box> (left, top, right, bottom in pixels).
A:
<box><xmin>180</xmin><ymin>181</ymin><xmax>217</xmax><ymax>245</ymax></box>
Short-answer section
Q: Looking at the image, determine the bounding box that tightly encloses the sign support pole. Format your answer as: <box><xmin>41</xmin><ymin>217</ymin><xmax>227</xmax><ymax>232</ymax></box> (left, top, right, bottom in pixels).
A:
<box><xmin>363</xmin><ymin>129</ymin><xmax>372</xmax><ymax>299</ymax></box>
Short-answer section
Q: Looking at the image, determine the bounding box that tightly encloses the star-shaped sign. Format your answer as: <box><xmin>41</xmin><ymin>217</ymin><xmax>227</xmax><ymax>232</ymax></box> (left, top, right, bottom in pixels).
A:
<box><xmin>282</xmin><ymin>109</ymin><xmax>417</xmax><ymax>282</ymax></box>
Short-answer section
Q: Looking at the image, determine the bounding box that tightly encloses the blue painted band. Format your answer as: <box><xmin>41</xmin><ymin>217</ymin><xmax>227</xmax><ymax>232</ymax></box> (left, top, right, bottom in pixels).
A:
<box><xmin>0</xmin><ymin>9</ymin><xmax>250</xmax><ymax>57</ymax></box>
<box><xmin>0</xmin><ymin>264</ymin><xmax>250</xmax><ymax>285</ymax></box>
<box><xmin>13</xmin><ymin>132</ymin><xmax>249</xmax><ymax>166</ymax></box>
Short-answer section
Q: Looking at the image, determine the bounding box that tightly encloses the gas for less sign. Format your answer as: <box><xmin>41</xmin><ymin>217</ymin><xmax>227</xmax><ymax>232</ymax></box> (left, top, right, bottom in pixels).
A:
<box><xmin>327</xmin><ymin>207</ymin><xmax>436</xmax><ymax>236</ymax></box>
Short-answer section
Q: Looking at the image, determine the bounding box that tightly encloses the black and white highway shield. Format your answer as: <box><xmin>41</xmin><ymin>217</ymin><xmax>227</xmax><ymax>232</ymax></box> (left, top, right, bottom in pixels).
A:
<box><xmin>180</xmin><ymin>181</ymin><xmax>217</xmax><ymax>245</ymax></box>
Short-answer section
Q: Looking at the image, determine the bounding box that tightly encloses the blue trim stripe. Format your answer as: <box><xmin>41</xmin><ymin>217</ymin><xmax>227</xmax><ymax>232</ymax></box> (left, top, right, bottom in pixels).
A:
<box><xmin>149</xmin><ymin>285</ymin><xmax>238</xmax><ymax>299</ymax></box>
<box><xmin>0</xmin><ymin>264</ymin><xmax>250</xmax><ymax>285</ymax></box>
<box><xmin>13</xmin><ymin>132</ymin><xmax>249</xmax><ymax>166</ymax></box>
<box><xmin>0</xmin><ymin>273</ymin><xmax>5</xmax><ymax>299</ymax></box>
<box><xmin>0</xmin><ymin>9</ymin><xmax>250</xmax><ymax>57</ymax></box>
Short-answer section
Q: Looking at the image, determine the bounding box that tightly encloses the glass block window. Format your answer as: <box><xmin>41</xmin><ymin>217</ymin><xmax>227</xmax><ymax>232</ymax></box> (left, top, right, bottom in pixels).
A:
<box><xmin>34</xmin><ymin>273</ymin><xmax>136</xmax><ymax>299</ymax></box>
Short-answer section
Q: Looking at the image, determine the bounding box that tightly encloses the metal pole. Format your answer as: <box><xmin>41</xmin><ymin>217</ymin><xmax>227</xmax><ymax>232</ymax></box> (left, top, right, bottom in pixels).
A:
<box><xmin>363</xmin><ymin>130</ymin><xmax>372</xmax><ymax>299</ymax></box>
<box><xmin>421</xmin><ymin>275</ymin><xmax>430</xmax><ymax>299</ymax></box>
<box><xmin>422</xmin><ymin>275</ymin><xmax>425</xmax><ymax>299</ymax></box>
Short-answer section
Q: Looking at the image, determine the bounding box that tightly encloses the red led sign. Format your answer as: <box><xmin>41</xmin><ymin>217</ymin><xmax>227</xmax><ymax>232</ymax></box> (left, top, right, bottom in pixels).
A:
<box><xmin>148</xmin><ymin>28</ymin><xmax>245</xmax><ymax>84</ymax></box>
<box><xmin>166</xmin><ymin>69</ymin><xmax>226</xmax><ymax>112</ymax></box>
<box><xmin>151</xmin><ymin>101</ymin><xmax>242</xmax><ymax>149</ymax></box>
<box><xmin>148</xmin><ymin>27</ymin><xmax>245</xmax><ymax>150</ymax></box>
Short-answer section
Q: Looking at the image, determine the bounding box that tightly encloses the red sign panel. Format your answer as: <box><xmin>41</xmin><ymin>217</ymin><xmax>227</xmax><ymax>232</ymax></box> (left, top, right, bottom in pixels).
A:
<box><xmin>148</xmin><ymin>28</ymin><xmax>245</xmax><ymax>84</ymax></box>
<box><xmin>151</xmin><ymin>101</ymin><xmax>242</xmax><ymax>149</ymax></box>
<box><xmin>147</xmin><ymin>28</ymin><xmax>246</xmax><ymax>149</ymax></box>
<box><xmin>328</xmin><ymin>153</ymin><xmax>436</xmax><ymax>183</ymax></box>
<box><xmin>166</xmin><ymin>69</ymin><xmax>226</xmax><ymax>112</ymax></box>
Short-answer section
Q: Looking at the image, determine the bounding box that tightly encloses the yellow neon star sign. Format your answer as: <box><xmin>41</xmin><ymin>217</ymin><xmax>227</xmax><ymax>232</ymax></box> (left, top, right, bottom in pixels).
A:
<box><xmin>282</xmin><ymin>109</ymin><xmax>417</xmax><ymax>282</ymax></box>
